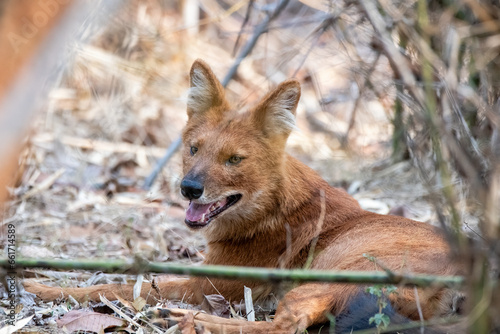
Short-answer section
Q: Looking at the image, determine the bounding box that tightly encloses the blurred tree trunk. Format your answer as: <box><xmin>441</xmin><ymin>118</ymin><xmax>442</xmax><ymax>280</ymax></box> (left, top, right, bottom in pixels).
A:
<box><xmin>0</xmin><ymin>0</ymin><xmax>73</xmax><ymax>203</ymax></box>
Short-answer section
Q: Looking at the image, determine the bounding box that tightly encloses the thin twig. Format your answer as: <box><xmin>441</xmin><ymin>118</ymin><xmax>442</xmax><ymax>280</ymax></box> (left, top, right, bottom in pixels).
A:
<box><xmin>142</xmin><ymin>136</ymin><xmax>182</xmax><ymax>189</ymax></box>
<box><xmin>21</xmin><ymin>168</ymin><xmax>65</xmax><ymax>200</ymax></box>
<box><xmin>291</xmin><ymin>15</ymin><xmax>338</xmax><ymax>78</ymax></box>
<box><xmin>356</xmin><ymin>0</ymin><xmax>426</xmax><ymax>108</ymax></box>
<box><xmin>342</xmin><ymin>53</ymin><xmax>381</xmax><ymax>146</ymax></box>
<box><xmin>304</xmin><ymin>189</ymin><xmax>326</xmax><ymax>269</ymax></box>
<box><xmin>221</xmin><ymin>0</ymin><xmax>290</xmax><ymax>87</ymax></box>
<box><xmin>413</xmin><ymin>286</ymin><xmax>425</xmax><ymax>334</ymax></box>
<box><xmin>232</xmin><ymin>0</ymin><xmax>255</xmax><ymax>56</ymax></box>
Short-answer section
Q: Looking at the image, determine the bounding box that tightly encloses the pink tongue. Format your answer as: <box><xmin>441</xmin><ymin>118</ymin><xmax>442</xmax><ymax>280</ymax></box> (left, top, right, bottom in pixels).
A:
<box><xmin>186</xmin><ymin>202</ymin><xmax>212</xmax><ymax>222</ymax></box>
<box><xmin>185</xmin><ymin>198</ymin><xmax>229</xmax><ymax>222</ymax></box>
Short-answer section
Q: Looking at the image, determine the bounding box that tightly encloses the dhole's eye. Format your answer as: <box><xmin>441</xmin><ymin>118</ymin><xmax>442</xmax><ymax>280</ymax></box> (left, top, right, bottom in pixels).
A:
<box><xmin>227</xmin><ymin>156</ymin><xmax>242</xmax><ymax>165</ymax></box>
<box><xmin>190</xmin><ymin>146</ymin><xmax>198</xmax><ymax>156</ymax></box>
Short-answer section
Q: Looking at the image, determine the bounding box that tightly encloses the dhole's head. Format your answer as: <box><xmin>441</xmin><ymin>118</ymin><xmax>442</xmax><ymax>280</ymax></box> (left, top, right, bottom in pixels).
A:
<box><xmin>180</xmin><ymin>59</ymin><xmax>300</xmax><ymax>241</ymax></box>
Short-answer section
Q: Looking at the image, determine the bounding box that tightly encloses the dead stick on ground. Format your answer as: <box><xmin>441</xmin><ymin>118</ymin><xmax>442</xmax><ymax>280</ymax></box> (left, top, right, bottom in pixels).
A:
<box><xmin>21</xmin><ymin>168</ymin><xmax>66</xmax><ymax>200</ymax></box>
<box><xmin>244</xmin><ymin>286</ymin><xmax>255</xmax><ymax>321</ymax></box>
<box><xmin>33</xmin><ymin>133</ymin><xmax>168</xmax><ymax>157</ymax></box>
<box><xmin>143</xmin><ymin>0</ymin><xmax>291</xmax><ymax>189</ymax></box>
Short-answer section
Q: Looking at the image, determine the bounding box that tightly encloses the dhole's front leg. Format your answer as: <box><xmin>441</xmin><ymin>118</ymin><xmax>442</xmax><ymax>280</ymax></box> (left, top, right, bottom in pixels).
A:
<box><xmin>23</xmin><ymin>276</ymin><xmax>203</xmax><ymax>304</ymax></box>
<box><xmin>155</xmin><ymin>283</ymin><xmax>360</xmax><ymax>334</ymax></box>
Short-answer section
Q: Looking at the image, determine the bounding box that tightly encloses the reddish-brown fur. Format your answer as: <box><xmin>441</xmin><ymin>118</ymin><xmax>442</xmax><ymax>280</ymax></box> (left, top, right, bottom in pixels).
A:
<box><xmin>25</xmin><ymin>59</ymin><xmax>462</xmax><ymax>333</ymax></box>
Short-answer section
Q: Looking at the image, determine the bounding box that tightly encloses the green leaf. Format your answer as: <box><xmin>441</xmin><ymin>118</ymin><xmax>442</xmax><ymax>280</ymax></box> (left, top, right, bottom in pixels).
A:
<box><xmin>365</xmin><ymin>286</ymin><xmax>382</xmax><ymax>297</ymax></box>
<box><xmin>363</xmin><ymin>253</ymin><xmax>376</xmax><ymax>262</ymax></box>
<box><xmin>385</xmin><ymin>285</ymin><xmax>398</xmax><ymax>294</ymax></box>
<box><xmin>380</xmin><ymin>300</ymin><xmax>388</xmax><ymax>309</ymax></box>
<box><xmin>369</xmin><ymin>313</ymin><xmax>391</xmax><ymax>329</ymax></box>
<box><xmin>381</xmin><ymin>314</ymin><xmax>391</xmax><ymax>328</ymax></box>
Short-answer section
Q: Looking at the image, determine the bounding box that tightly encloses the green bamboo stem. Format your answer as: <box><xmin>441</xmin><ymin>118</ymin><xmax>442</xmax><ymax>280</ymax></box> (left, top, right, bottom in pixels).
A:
<box><xmin>2</xmin><ymin>257</ymin><xmax>464</xmax><ymax>288</ymax></box>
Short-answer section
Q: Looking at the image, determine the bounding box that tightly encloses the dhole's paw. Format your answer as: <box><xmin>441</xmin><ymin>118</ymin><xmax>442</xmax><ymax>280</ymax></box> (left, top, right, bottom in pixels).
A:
<box><xmin>145</xmin><ymin>308</ymin><xmax>178</xmax><ymax>329</ymax></box>
<box><xmin>146</xmin><ymin>308</ymin><xmax>206</xmax><ymax>333</ymax></box>
<box><xmin>23</xmin><ymin>280</ymin><xmax>65</xmax><ymax>301</ymax></box>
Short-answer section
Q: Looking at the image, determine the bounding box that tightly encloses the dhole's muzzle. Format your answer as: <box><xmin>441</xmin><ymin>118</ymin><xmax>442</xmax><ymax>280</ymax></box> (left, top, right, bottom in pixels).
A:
<box><xmin>180</xmin><ymin>175</ymin><xmax>241</xmax><ymax>229</ymax></box>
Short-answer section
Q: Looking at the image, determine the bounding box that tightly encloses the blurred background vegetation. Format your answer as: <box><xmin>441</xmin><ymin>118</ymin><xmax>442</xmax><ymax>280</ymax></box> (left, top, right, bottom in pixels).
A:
<box><xmin>1</xmin><ymin>0</ymin><xmax>500</xmax><ymax>332</ymax></box>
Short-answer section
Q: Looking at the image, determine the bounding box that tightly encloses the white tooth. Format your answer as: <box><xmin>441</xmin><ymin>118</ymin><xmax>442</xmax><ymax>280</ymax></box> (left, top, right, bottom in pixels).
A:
<box><xmin>201</xmin><ymin>214</ymin><xmax>205</xmax><ymax>222</ymax></box>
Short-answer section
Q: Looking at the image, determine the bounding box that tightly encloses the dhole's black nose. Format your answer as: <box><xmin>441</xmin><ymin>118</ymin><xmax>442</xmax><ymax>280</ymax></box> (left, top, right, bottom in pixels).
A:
<box><xmin>180</xmin><ymin>179</ymin><xmax>204</xmax><ymax>200</ymax></box>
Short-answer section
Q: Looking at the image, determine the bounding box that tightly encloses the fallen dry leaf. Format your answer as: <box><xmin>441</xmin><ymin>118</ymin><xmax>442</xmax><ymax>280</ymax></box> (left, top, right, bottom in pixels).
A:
<box><xmin>0</xmin><ymin>315</ymin><xmax>34</xmax><ymax>334</ymax></box>
<box><xmin>133</xmin><ymin>296</ymin><xmax>147</xmax><ymax>312</ymax></box>
<box><xmin>201</xmin><ymin>294</ymin><xmax>230</xmax><ymax>318</ymax></box>
<box><xmin>56</xmin><ymin>310</ymin><xmax>125</xmax><ymax>332</ymax></box>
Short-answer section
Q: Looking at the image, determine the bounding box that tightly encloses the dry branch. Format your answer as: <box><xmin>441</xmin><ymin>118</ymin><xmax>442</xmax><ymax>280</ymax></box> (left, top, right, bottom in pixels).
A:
<box><xmin>356</xmin><ymin>0</ymin><xmax>426</xmax><ymax>108</ymax></box>
<box><xmin>33</xmin><ymin>133</ymin><xmax>168</xmax><ymax>158</ymax></box>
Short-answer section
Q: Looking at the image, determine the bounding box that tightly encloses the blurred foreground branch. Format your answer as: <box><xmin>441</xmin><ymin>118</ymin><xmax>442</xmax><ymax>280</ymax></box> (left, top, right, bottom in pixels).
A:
<box><xmin>0</xmin><ymin>0</ymin><xmax>125</xmax><ymax>204</ymax></box>
<box><xmin>4</xmin><ymin>257</ymin><xmax>464</xmax><ymax>288</ymax></box>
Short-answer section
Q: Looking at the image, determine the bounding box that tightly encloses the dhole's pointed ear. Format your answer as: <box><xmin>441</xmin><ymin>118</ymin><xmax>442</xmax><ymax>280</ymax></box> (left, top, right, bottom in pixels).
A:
<box><xmin>187</xmin><ymin>59</ymin><xmax>228</xmax><ymax>119</ymax></box>
<box><xmin>252</xmin><ymin>79</ymin><xmax>301</xmax><ymax>139</ymax></box>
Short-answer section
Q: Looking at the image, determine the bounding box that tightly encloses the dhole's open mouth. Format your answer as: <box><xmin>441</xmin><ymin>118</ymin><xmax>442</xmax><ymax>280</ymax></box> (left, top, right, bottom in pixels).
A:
<box><xmin>185</xmin><ymin>194</ymin><xmax>242</xmax><ymax>228</ymax></box>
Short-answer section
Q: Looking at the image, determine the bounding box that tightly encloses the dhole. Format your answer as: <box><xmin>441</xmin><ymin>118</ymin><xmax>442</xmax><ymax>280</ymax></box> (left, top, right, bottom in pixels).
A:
<box><xmin>25</xmin><ymin>59</ymin><xmax>463</xmax><ymax>333</ymax></box>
